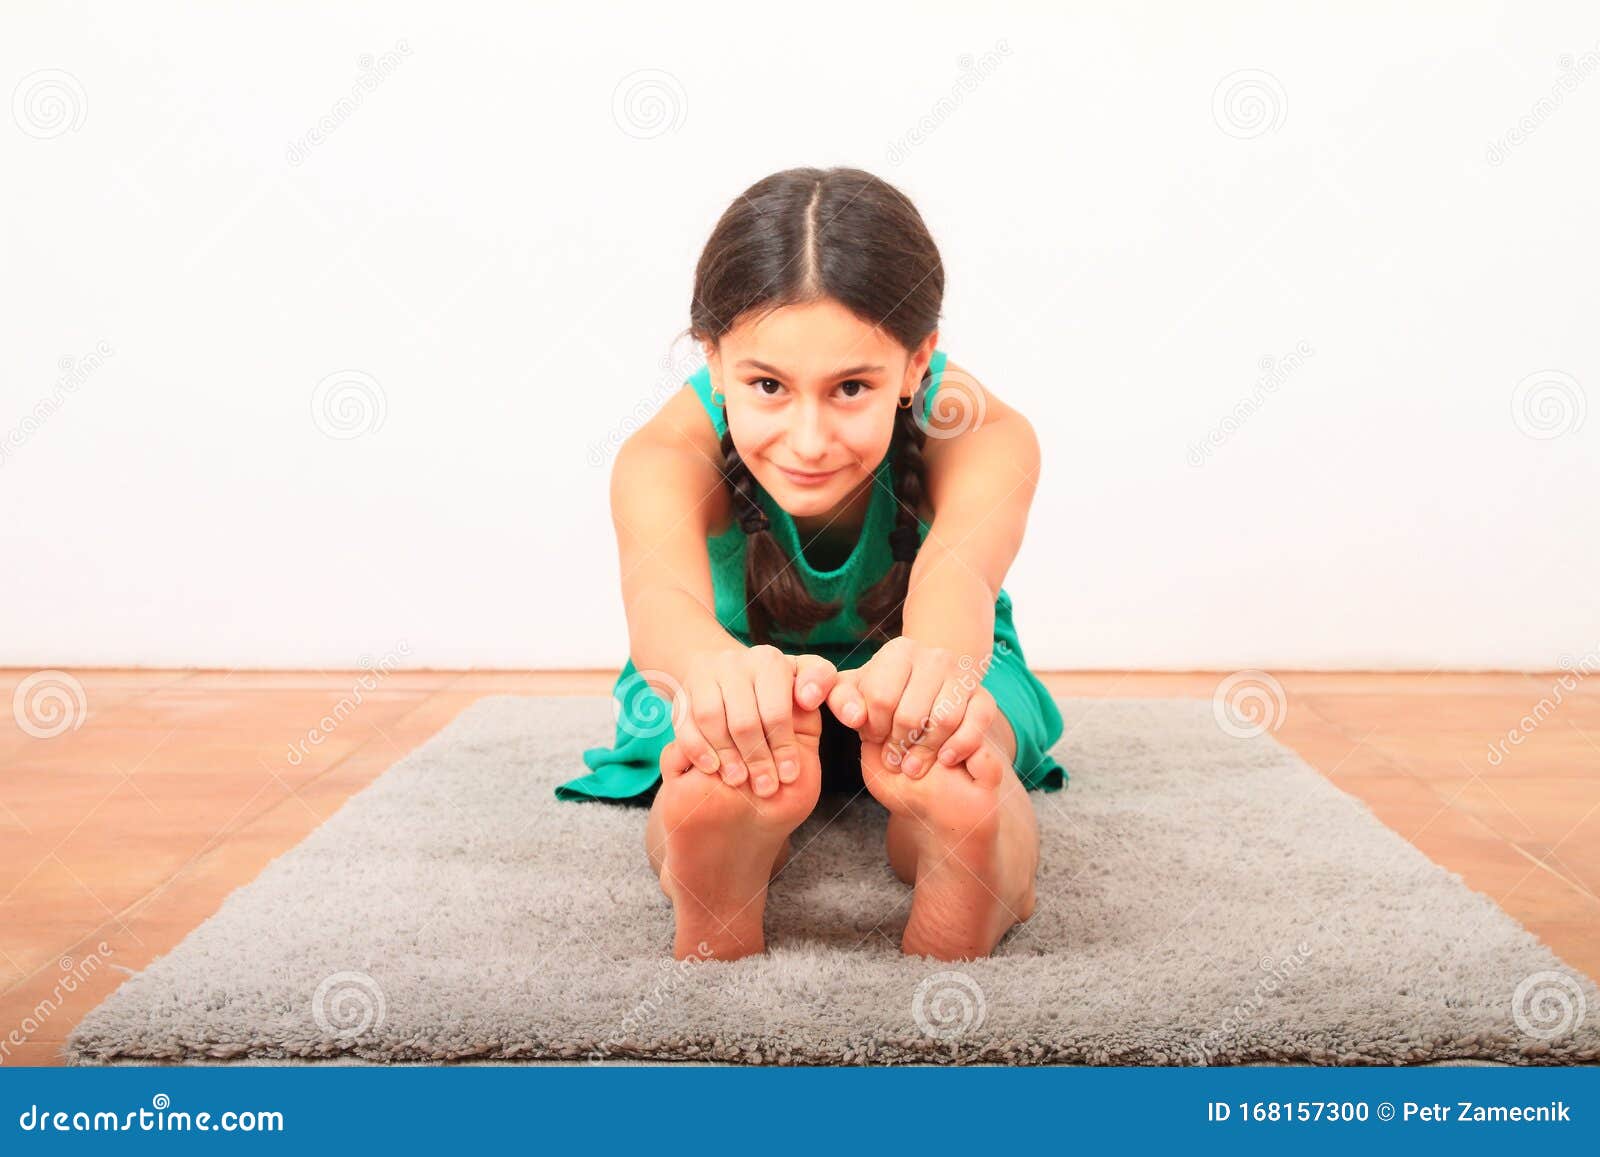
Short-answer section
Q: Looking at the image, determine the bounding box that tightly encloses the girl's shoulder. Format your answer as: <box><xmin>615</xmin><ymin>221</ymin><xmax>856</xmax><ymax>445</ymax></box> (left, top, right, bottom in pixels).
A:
<box><xmin>920</xmin><ymin>355</ymin><xmax>1035</xmax><ymax>443</ymax></box>
<box><xmin>610</xmin><ymin>376</ymin><xmax>733</xmax><ymax>532</ymax></box>
<box><xmin>917</xmin><ymin>356</ymin><xmax>1039</xmax><ymax>503</ymax></box>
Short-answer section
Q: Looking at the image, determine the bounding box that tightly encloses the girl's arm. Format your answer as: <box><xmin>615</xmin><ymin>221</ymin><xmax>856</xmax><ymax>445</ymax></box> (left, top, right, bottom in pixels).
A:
<box><xmin>903</xmin><ymin>361</ymin><xmax>1042</xmax><ymax>663</ymax></box>
<box><xmin>828</xmin><ymin>360</ymin><xmax>1043</xmax><ymax>776</ymax></box>
<box><xmin>609</xmin><ymin>385</ymin><xmax>836</xmax><ymax>795</ymax></box>
<box><xmin>610</xmin><ymin>386</ymin><xmax>743</xmax><ymax>685</ymax></box>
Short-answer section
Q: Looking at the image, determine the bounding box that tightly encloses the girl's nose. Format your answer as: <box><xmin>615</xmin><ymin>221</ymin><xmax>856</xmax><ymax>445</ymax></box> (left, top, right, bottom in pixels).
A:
<box><xmin>789</xmin><ymin>405</ymin><xmax>831</xmax><ymax>459</ymax></box>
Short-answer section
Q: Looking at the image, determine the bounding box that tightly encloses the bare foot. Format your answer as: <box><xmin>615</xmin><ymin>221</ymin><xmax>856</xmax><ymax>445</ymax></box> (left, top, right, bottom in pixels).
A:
<box><xmin>646</xmin><ymin>710</ymin><xmax>822</xmax><ymax>961</ymax></box>
<box><xmin>862</xmin><ymin>740</ymin><xmax>1038</xmax><ymax>961</ymax></box>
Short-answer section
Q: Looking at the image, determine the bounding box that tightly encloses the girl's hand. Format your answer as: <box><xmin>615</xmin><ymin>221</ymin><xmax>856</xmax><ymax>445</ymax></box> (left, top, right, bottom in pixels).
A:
<box><xmin>665</xmin><ymin>644</ymin><xmax>838</xmax><ymax>798</ymax></box>
<box><xmin>826</xmin><ymin>636</ymin><xmax>999</xmax><ymax>778</ymax></box>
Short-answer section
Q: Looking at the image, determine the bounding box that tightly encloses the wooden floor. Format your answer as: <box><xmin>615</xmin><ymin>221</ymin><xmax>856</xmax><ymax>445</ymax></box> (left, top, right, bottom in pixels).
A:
<box><xmin>1</xmin><ymin>668</ymin><xmax>1596</xmax><ymax>1066</ymax></box>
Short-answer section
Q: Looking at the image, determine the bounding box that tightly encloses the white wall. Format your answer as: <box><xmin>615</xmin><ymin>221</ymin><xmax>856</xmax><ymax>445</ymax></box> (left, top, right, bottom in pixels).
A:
<box><xmin>3</xmin><ymin>1</ymin><xmax>1596</xmax><ymax>670</ymax></box>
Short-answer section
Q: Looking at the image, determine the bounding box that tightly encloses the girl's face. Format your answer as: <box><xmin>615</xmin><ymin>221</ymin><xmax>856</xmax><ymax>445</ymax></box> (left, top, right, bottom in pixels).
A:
<box><xmin>706</xmin><ymin>299</ymin><xmax>935</xmax><ymax>521</ymax></box>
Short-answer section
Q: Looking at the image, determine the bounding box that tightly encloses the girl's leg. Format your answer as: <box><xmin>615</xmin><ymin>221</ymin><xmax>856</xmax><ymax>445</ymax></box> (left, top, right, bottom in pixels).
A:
<box><xmin>873</xmin><ymin>708</ymin><xmax>1041</xmax><ymax>960</ymax></box>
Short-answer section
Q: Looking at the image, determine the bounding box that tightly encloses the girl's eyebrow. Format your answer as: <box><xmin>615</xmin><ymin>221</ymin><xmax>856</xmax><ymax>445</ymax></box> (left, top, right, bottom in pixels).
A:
<box><xmin>736</xmin><ymin>358</ymin><xmax>886</xmax><ymax>378</ymax></box>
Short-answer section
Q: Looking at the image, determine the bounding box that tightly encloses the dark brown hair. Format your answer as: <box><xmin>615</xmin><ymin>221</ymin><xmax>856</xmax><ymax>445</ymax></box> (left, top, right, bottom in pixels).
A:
<box><xmin>680</xmin><ymin>166</ymin><xmax>943</xmax><ymax>648</ymax></box>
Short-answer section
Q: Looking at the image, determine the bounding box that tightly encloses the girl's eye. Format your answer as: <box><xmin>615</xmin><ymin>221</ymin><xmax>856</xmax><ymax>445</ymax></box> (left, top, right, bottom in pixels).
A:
<box><xmin>749</xmin><ymin>378</ymin><xmax>871</xmax><ymax>397</ymax></box>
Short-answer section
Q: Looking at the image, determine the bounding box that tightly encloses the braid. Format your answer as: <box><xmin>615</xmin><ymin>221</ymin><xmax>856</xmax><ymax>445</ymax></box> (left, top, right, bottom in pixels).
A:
<box><xmin>855</xmin><ymin>392</ymin><xmax>929</xmax><ymax>644</ymax></box>
<box><xmin>719</xmin><ymin>428</ymin><xmax>842</xmax><ymax>647</ymax></box>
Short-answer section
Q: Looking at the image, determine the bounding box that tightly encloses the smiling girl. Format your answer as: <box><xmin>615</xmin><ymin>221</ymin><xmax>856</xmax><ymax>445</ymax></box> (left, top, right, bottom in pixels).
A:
<box><xmin>557</xmin><ymin>166</ymin><xmax>1067</xmax><ymax>963</ymax></box>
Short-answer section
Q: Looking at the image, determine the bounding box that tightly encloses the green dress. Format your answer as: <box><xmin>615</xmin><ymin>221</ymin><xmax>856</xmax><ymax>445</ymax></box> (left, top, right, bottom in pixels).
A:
<box><xmin>555</xmin><ymin>347</ymin><xmax>1068</xmax><ymax>802</ymax></box>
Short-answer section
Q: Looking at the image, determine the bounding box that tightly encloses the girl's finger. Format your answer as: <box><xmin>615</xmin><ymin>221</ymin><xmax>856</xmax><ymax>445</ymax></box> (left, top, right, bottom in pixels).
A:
<box><xmin>857</xmin><ymin>649</ymin><xmax>912</xmax><ymax>746</ymax></box>
<box><xmin>753</xmin><ymin>652</ymin><xmax>801</xmax><ymax>787</ymax></box>
<box><xmin>791</xmin><ymin>653</ymin><xmax>838</xmax><ymax>712</ymax></box>
<box><xmin>659</xmin><ymin>738</ymin><xmax>693</xmax><ymax>778</ymax></box>
<box><xmin>687</xmin><ymin>670</ymin><xmax>737</xmax><ymax>781</ymax></box>
<box><xmin>719</xmin><ymin>672</ymin><xmax>778</xmax><ymax>797</ymax></box>
<box><xmin>889</xmin><ymin>664</ymin><xmax>958</xmax><ymax>779</ymax></box>
<box><xmin>825</xmin><ymin>668</ymin><xmax>867</xmax><ymax>729</ymax></box>
<box><xmin>671</xmin><ymin>706</ymin><xmax>719</xmax><ymax>774</ymax></box>
<box><xmin>937</xmin><ymin>691</ymin><xmax>998</xmax><ymax>770</ymax></box>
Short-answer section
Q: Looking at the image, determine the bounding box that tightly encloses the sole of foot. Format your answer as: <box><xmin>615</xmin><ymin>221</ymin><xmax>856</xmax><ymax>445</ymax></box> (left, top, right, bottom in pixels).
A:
<box><xmin>863</xmin><ymin>740</ymin><xmax>1037</xmax><ymax>961</ymax></box>
<box><xmin>654</xmin><ymin>713</ymin><xmax>822</xmax><ymax>961</ymax></box>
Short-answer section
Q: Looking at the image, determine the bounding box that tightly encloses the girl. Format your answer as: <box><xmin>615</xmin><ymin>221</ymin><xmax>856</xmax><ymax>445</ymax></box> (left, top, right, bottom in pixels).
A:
<box><xmin>557</xmin><ymin>166</ymin><xmax>1068</xmax><ymax>964</ymax></box>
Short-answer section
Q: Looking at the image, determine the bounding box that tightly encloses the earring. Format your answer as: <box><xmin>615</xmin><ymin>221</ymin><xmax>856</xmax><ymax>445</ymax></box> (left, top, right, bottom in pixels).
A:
<box><xmin>711</xmin><ymin>388</ymin><xmax>726</xmax><ymax>406</ymax></box>
<box><xmin>897</xmin><ymin>393</ymin><xmax>913</xmax><ymax>409</ymax></box>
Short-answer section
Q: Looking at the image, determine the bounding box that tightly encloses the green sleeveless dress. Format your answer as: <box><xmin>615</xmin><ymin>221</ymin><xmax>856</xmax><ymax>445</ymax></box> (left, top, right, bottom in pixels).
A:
<box><xmin>555</xmin><ymin>348</ymin><xmax>1068</xmax><ymax>802</ymax></box>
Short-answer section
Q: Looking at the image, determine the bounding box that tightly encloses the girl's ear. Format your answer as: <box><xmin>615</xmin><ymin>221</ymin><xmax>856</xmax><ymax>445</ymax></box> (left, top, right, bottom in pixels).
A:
<box><xmin>702</xmin><ymin>340</ymin><xmax>720</xmax><ymax>385</ymax></box>
<box><xmin>908</xmin><ymin>331</ymin><xmax>937</xmax><ymax>394</ymax></box>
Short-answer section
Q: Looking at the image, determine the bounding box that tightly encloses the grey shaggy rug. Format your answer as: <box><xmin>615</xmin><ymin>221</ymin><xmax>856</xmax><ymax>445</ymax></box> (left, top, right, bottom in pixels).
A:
<box><xmin>66</xmin><ymin>695</ymin><xmax>1600</xmax><ymax>1066</ymax></box>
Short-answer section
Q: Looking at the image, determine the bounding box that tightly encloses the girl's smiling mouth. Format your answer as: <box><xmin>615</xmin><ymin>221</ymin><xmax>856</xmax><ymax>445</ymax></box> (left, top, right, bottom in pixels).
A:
<box><xmin>775</xmin><ymin>464</ymin><xmax>841</xmax><ymax>486</ymax></box>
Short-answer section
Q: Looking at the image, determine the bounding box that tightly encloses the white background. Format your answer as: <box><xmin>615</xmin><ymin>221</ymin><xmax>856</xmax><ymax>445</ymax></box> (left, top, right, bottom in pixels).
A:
<box><xmin>3</xmin><ymin>1</ymin><xmax>1596</xmax><ymax>671</ymax></box>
